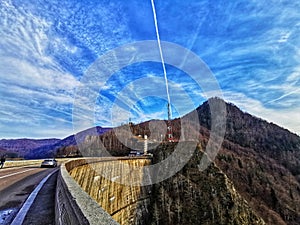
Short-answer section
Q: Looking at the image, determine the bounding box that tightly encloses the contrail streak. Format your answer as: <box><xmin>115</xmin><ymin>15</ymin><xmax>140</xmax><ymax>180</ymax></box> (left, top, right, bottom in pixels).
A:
<box><xmin>150</xmin><ymin>0</ymin><xmax>172</xmax><ymax>119</ymax></box>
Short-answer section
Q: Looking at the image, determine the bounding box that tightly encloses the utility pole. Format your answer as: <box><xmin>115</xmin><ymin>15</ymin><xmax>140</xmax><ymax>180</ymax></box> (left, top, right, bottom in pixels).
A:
<box><xmin>144</xmin><ymin>135</ymin><xmax>148</xmax><ymax>155</ymax></box>
<box><xmin>167</xmin><ymin>103</ymin><xmax>174</xmax><ymax>142</ymax></box>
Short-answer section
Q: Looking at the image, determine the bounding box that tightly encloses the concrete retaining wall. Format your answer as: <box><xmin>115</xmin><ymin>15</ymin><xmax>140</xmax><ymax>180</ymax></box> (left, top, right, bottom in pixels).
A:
<box><xmin>4</xmin><ymin>159</ymin><xmax>43</xmax><ymax>168</ymax></box>
<box><xmin>55</xmin><ymin>159</ymin><xmax>119</xmax><ymax>225</ymax></box>
<box><xmin>68</xmin><ymin>158</ymin><xmax>152</xmax><ymax>225</ymax></box>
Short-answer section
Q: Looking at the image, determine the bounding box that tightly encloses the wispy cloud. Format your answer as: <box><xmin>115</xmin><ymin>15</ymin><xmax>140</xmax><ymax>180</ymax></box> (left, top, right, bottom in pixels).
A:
<box><xmin>1</xmin><ymin>0</ymin><xmax>300</xmax><ymax>138</ymax></box>
<box><xmin>0</xmin><ymin>1</ymin><xmax>81</xmax><ymax>138</ymax></box>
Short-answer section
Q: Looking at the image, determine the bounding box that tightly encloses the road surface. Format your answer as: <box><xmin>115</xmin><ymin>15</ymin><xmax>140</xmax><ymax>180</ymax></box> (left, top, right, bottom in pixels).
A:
<box><xmin>0</xmin><ymin>165</ymin><xmax>58</xmax><ymax>225</ymax></box>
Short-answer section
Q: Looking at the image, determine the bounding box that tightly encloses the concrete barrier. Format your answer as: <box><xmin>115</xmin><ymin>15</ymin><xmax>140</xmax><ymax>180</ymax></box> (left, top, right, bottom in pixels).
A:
<box><xmin>55</xmin><ymin>159</ymin><xmax>119</xmax><ymax>225</ymax></box>
<box><xmin>3</xmin><ymin>158</ymin><xmax>70</xmax><ymax>169</ymax></box>
<box><xmin>4</xmin><ymin>159</ymin><xmax>43</xmax><ymax>168</ymax></box>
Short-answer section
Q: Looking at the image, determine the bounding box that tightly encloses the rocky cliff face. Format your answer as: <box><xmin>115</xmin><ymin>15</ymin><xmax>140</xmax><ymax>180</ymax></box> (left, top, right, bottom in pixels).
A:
<box><xmin>146</xmin><ymin>143</ymin><xmax>265</xmax><ymax>225</ymax></box>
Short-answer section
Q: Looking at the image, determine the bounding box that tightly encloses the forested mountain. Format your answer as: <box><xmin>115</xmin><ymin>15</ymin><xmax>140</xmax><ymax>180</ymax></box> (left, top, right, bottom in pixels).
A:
<box><xmin>196</xmin><ymin>98</ymin><xmax>300</xmax><ymax>224</ymax></box>
<box><xmin>26</xmin><ymin>126</ymin><xmax>111</xmax><ymax>159</ymax></box>
<box><xmin>0</xmin><ymin>127</ymin><xmax>111</xmax><ymax>159</ymax></box>
<box><xmin>0</xmin><ymin>138</ymin><xmax>60</xmax><ymax>158</ymax></box>
<box><xmin>78</xmin><ymin>98</ymin><xmax>300</xmax><ymax>224</ymax></box>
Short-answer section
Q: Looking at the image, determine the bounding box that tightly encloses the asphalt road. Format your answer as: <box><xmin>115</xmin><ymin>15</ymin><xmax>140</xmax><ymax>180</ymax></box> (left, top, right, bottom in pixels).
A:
<box><xmin>22</xmin><ymin>171</ymin><xmax>58</xmax><ymax>225</ymax></box>
<box><xmin>0</xmin><ymin>165</ymin><xmax>58</xmax><ymax>225</ymax></box>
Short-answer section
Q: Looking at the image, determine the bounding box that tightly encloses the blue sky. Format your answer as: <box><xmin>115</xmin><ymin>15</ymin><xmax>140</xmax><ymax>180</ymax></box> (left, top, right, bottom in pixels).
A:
<box><xmin>1</xmin><ymin>0</ymin><xmax>300</xmax><ymax>139</ymax></box>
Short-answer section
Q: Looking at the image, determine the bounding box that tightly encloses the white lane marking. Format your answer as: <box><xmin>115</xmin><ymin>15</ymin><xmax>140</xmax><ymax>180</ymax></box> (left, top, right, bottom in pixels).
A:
<box><xmin>0</xmin><ymin>169</ymin><xmax>36</xmax><ymax>179</ymax></box>
<box><xmin>10</xmin><ymin>169</ymin><xmax>57</xmax><ymax>225</ymax></box>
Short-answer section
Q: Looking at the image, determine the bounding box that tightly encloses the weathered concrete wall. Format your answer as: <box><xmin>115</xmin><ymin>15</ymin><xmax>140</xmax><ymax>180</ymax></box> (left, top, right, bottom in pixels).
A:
<box><xmin>55</xmin><ymin>159</ymin><xmax>119</xmax><ymax>225</ymax></box>
<box><xmin>68</xmin><ymin>158</ymin><xmax>152</xmax><ymax>225</ymax></box>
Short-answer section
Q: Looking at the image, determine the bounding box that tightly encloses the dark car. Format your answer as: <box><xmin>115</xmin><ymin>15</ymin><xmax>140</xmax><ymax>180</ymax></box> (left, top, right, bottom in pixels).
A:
<box><xmin>41</xmin><ymin>159</ymin><xmax>58</xmax><ymax>168</ymax></box>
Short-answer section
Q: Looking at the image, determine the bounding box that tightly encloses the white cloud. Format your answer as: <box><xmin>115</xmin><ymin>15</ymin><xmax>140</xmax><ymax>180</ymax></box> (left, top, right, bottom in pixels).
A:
<box><xmin>278</xmin><ymin>31</ymin><xmax>291</xmax><ymax>43</ymax></box>
<box><xmin>287</xmin><ymin>67</ymin><xmax>300</xmax><ymax>82</ymax></box>
<box><xmin>1</xmin><ymin>0</ymin><xmax>300</xmax><ymax>140</ymax></box>
<box><xmin>1</xmin><ymin>57</ymin><xmax>80</xmax><ymax>92</ymax></box>
<box><xmin>0</xmin><ymin>1</ymin><xmax>84</xmax><ymax>138</ymax></box>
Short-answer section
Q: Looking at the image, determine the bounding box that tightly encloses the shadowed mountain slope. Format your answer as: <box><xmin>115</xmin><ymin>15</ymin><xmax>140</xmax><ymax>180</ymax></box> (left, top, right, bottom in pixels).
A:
<box><xmin>26</xmin><ymin>126</ymin><xmax>111</xmax><ymax>159</ymax></box>
<box><xmin>0</xmin><ymin>138</ymin><xmax>60</xmax><ymax>157</ymax></box>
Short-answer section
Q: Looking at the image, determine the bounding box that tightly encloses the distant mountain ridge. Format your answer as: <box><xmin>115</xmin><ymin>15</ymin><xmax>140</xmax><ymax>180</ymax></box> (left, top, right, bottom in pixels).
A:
<box><xmin>25</xmin><ymin>126</ymin><xmax>111</xmax><ymax>159</ymax></box>
<box><xmin>0</xmin><ymin>138</ymin><xmax>60</xmax><ymax>157</ymax></box>
<box><xmin>0</xmin><ymin>126</ymin><xmax>111</xmax><ymax>159</ymax></box>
